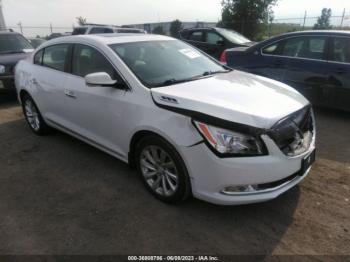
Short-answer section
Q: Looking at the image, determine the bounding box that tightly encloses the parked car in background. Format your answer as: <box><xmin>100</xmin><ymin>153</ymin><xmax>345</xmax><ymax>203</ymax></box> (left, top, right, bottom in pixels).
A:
<box><xmin>28</xmin><ymin>37</ymin><xmax>46</xmax><ymax>48</ymax></box>
<box><xmin>0</xmin><ymin>31</ymin><xmax>33</xmax><ymax>91</ymax></box>
<box><xmin>222</xmin><ymin>30</ymin><xmax>350</xmax><ymax>112</ymax></box>
<box><xmin>15</xmin><ymin>34</ymin><xmax>315</xmax><ymax>206</ymax></box>
<box><xmin>179</xmin><ymin>27</ymin><xmax>254</xmax><ymax>60</ymax></box>
<box><xmin>72</xmin><ymin>24</ymin><xmax>146</xmax><ymax>35</ymax></box>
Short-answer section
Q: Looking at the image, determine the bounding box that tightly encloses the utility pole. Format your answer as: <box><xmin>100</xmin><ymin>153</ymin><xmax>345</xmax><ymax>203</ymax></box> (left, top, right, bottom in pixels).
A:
<box><xmin>302</xmin><ymin>11</ymin><xmax>307</xmax><ymax>30</ymax></box>
<box><xmin>50</xmin><ymin>22</ymin><xmax>53</xmax><ymax>34</ymax></box>
<box><xmin>0</xmin><ymin>0</ymin><xmax>6</xmax><ymax>30</ymax></box>
<box><xmin>340</xmin><ymin>8</ymin><xmax>346</xmax><ymax>28</ymax></box>
<box><xmin>17</xmin><ymin>21</ymin><xmax>23</xmax><ymax>34</ymax></box>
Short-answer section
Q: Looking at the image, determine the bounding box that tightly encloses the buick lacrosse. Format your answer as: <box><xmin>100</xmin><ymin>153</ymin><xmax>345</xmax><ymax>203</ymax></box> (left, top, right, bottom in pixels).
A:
<box><xmin>15</xmin><ymin>34</ymin><xmax>316</xmax><ymax>205</ymax></box>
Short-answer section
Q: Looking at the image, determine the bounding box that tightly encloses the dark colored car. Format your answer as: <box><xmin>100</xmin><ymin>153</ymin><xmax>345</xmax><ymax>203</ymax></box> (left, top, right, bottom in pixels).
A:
<box><xmin>222</xmin><ymin>30</ymin><xmax>350</xmax><ymax>111</ymax></box>
<box><xmin>179</xmin><ymin>27</ymin><xmax>254</xmax><ymax>60</ymax></box>
<box><xmin>0</xmin><ymin>32</ymin><xmax>33</xmax><ymax>91</ymax></box>
<box><xmin>27</xmin><ymin>37</ymin><xmax>46</xmax><ymax>48</ymax></box>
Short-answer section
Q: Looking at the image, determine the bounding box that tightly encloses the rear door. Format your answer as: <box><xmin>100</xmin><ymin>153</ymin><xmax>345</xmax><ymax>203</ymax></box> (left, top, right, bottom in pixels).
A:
<box><xmin>31</xmin><ymin>44</ymin><xmax>71</xmax><ymax>124</ymax></box>
<box><xmin>327</xmin><ymin>36</ymin><xmax>350</xmax><ymax>111</ymax></box>
<box><xmin>280</xmin><ymin>35</ymin><xmax>330</xmax><ymax>106</ymax></box>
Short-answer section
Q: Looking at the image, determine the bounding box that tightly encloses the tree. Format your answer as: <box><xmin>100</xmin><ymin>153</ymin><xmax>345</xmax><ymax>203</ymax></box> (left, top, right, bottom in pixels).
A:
<box><xmin>220</xmin><ymin>0</ymin><xmax>278</xmax><ymax>40</ymax></box>
<box><xmin>76</xmin><ymin>16</ymin><xmax>87</xmax><ymax>26</ymax></box>
<box><xmin>170</xmin><ymin>19</ymin><xmax>183</xmax><ymax>38</ymax></box>
<box><xmin>152</xmin><ymin>25</ymin><xmax>165</xmax><ymax>35</ymax></box>
<box><xmin>314</xmin><ymin>8</ymin><xmax>332</xmax><ymax>29</ymax></box>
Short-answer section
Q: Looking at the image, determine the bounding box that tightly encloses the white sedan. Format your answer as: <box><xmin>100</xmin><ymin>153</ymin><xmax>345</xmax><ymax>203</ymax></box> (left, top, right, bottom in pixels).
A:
<box><xmin>14</xmin><ymin>34</ymin><xmax>316</xmax><ymax>205</ymax></box>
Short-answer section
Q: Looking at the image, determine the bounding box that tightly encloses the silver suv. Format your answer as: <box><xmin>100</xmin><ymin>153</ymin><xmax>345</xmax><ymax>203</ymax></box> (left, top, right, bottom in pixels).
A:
<box><xmin>72</xmin><ymin>24</ymin><xmax>146</xmax><ymax>35</ymax></box>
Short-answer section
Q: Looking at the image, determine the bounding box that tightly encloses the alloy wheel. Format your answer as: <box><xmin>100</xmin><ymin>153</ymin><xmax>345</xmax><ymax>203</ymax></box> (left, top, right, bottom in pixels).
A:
<box><xmin>140</xmin><ymin>145</ymin><xmax>179</xmax><ymax>197</ymax></box>
<box><xmin>24</xmin><ymin>99</ymin><xmax>40</xmax><ymax>131</ymax></box>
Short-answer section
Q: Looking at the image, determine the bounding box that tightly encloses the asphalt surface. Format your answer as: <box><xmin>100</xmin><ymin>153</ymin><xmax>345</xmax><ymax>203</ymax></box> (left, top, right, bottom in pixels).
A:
<box><xmin>0</xmin><ymin>92</ymin><xmax>349</xmax><ymax>256</ymax></box>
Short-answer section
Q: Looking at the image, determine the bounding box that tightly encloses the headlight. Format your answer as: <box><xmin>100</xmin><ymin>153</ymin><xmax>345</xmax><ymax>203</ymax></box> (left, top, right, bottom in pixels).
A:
<box><xmin>193</xmin><ymin>120</ymin><xmax>266</xmax><ymax>157</ymax></box>
<box><xmin>0</xmin><ymin>65</ymin><xmax>5</xmax><ymax>74</ymax></box>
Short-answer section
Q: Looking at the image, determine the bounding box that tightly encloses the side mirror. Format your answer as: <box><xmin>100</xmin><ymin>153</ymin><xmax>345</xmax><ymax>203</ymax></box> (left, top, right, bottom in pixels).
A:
<box><xmin>85</xmin><ymin>72</ymin><xmax>117</xmax><ymax>87</ymax></box>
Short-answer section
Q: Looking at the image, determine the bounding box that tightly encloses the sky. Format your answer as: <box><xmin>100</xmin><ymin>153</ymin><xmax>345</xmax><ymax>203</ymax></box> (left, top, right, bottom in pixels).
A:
<box><xmin>1</xmin><ymin>0</ymin><xmax>350</xmax><ymax>35</ymax></box>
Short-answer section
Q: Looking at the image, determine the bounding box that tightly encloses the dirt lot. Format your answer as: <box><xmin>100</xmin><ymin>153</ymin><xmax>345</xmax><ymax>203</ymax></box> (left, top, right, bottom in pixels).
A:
<box><xmin>0</xmin><ymin>92</ymin><xmax>349</xmax><ymax>256</ymax></box>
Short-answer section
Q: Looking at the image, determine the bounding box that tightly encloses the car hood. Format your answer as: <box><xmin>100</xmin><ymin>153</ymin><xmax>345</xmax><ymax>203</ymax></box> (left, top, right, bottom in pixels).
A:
<box><xmin>0</xmin><ymin>52</ymin><xmax>31</xmax><ymax>66</ymax></box>
<box><xmin>151</xmin><ymin>70</ymin><xmax>309</xmax><ymax>129</ymax></box>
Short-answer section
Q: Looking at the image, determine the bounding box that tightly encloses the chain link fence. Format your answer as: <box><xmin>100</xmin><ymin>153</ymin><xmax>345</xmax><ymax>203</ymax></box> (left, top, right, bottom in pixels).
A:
<box><xmin>2</xmin><ymin>12</ymin><xmax>350</xmax><ymax>39</ymax></box>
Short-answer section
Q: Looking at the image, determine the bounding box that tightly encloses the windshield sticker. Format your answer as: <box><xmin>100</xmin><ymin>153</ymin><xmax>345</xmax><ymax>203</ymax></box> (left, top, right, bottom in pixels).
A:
<box><xmin>179</xmin><ymin>49</ymin><xmax>201</xmax><ymax>59</ymax></box>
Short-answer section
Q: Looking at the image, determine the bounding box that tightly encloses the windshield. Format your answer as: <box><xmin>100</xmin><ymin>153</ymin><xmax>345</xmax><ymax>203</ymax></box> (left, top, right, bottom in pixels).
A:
<box><xmin>0</xmin><ymin>34</ymin><xmax>33</xmax><ymax>54</ymax></box>
<box><xmin>216</xmin><ymin>28</ymin><xmax>251</xmax><ymax>44</ymax></box>
<box><xmin>110</xmin><ymin>40</ymin><xmax>227</xmax><ymax>87</ymax></box>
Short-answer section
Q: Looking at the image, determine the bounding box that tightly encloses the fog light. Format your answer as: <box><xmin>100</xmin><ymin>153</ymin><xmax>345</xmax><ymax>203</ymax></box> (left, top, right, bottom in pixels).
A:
<box><xmin>222</xmin><ymin>185</ymin><xmax>258</xmax><ymax>195</ymax></box>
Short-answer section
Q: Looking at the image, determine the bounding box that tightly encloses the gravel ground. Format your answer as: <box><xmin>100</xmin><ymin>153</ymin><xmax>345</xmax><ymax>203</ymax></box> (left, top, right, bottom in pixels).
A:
<box><xmin>0</xmin><ymin>92</ymin><xmax>349</xmax><ymax>256</ymax></box>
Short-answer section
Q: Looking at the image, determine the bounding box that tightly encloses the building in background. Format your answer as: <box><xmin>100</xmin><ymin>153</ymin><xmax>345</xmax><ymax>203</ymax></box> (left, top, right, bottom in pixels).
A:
<box><xmin>124</xmin><ymin>21</ymin><xmax>217</xmax><ymax>35</ymax></box>
<box><xmin>0</xmin><ymin>0</ymin><xmax>6</xmax><ymax>30</ymax></box>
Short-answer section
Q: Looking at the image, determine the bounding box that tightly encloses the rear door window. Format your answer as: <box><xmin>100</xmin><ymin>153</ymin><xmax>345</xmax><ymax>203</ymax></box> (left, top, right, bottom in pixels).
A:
<box><xmin>90</xmin><ymin>27</ymin><xmax>113</xmax><ymax>34</ymax></box>
<box><xmin>42</xmin><ymin>44</ymin><xmax>70</xmax><ymax>72</ymax></box>
<box><xmin>330</xmin><ymin>37</ymin><xmax>350</xmax><ymax>63</ymax></box>
<box><xmin>34</xmin><ymin>49</ymin><xmax>44</xmax><ymax>65</ymax></box>
<box><xmin>281</xmin><ymin>36</ymin><xmax>326</xmax><ymax>60</ymax></box>
<box><xmin>72</xmin><ymin>28</ymin><xmax>88</xmax><ymax>35</ymax></box>
<box><xmin>188</xmin><ymin>31</ymin><xmax>204</xmax><ymax>42</ymax></box>
<box><xmin>206</xmin><ymin>32</ymin><xmax>224</xmax><ymax>45</ymax></box>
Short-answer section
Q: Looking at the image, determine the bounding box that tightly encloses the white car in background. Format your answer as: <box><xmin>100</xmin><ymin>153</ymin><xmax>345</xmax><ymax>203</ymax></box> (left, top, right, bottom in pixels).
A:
<box><xmin>14</xmin><ymin>34</ymin><xmax>316</xmax><ymax>205</ymax></box>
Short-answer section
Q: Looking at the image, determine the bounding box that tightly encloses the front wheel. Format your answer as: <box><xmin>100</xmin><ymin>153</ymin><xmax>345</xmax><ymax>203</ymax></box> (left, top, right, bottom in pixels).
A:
<box><xmin>135</xmin><ymin>135</ymin><xmax>191</xmax><ymax>204</ymax></box>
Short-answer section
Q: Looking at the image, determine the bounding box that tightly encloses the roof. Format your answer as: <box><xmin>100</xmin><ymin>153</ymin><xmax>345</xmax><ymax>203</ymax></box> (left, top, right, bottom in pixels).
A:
<box><xmin>279</xmin><ymin>30</ymin><xmax>350</xmax><ymax>36</ymax></box>
<box><xmin>40</xmin><ymin>33</ymin><xmax>175</xmax><ymax>48</ymax></box>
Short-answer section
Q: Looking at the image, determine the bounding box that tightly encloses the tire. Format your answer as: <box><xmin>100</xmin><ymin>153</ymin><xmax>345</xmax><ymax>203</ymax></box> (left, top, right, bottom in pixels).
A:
<box><xmin>135</xmin><ymin>135</ymin><xmax>191</xmax><ymax>204</ymax></box>
<box><xmin>21</xmin><ymin>94</ymin><xmax>51</xmax><ymax>135</ymax></box>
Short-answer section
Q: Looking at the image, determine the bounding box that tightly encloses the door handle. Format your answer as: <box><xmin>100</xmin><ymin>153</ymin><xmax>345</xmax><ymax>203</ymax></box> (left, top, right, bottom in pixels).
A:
<box><xmin>64</xmin><ymin>89</ymin><xmax>76</xmax><ymax>98</ymax></box>
<box><xmin>272</xmin><ymin>60</ymin><xmax>284</xmax><ymax>67</ymax></box>
<box><xmin>334</xmin><ymin>68</ymin><xmax>346</xmax><ymax>74</ymax></box>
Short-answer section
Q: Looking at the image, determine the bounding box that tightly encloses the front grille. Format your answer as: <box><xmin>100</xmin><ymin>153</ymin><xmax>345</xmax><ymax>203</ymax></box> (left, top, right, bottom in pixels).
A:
<box><xmin>268</xmin><ymin>106</ymin><xmax>314</xmax><ymax>156</ymax></box>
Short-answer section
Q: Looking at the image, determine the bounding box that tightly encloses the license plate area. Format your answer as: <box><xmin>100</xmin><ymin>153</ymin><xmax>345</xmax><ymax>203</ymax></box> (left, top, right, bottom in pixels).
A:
<box><xmin>301</xmin><ymin>149</ymin><xmax>316</xmax><ymax>174</ymax></box>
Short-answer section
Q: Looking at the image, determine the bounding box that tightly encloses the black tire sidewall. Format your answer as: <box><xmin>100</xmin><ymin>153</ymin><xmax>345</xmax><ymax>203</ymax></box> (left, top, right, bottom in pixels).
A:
<box><xmin>135</xmin><ymin>135</ymin><xmax>191</xmax><ymax>204</ymax></box>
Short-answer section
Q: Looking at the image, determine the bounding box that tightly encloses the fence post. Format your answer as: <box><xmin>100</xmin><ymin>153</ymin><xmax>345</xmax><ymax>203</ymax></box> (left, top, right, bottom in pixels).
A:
<box><xmin>340</xmin><ymin>8</ymin><xmax>346</xmax><ymax>28</ymax></box>
<box><xmin>302</xmin><ymin>11</ymin><xmax>307</xmax><ymax>30</ymax></box>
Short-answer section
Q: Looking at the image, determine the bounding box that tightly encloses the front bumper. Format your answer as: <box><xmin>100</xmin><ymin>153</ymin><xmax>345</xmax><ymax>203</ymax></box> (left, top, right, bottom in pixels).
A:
<box><xmin>0</xmin><ymin>75</ymin><xmax>15</xmax><ymax>90</ymax></box>
<box><xmin>180</xmin><ymin>134</ymin><xmax>315</xmax><ymax>205</ymax></box>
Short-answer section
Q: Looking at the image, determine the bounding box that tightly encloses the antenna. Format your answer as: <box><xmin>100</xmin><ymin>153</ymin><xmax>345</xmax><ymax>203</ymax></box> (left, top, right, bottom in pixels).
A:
<box><xmin>0</xmin><ymin>0</ymin><xmax>6</xmax><ymax>30</ymax></box>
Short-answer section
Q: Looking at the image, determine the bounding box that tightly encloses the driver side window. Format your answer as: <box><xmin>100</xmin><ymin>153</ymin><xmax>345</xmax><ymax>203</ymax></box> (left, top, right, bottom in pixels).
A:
<box><xmin>72</xmin><ymin>44</ymin><xmax>116</xmax><ymax>79</ymax></box>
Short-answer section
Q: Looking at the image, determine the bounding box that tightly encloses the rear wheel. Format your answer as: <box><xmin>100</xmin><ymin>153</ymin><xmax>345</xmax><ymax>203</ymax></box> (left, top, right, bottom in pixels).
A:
<box><xmin>135</xmin><ymin>135</ymin><xmax>191</xmax><ymax>204</ymax></box>
<box><xmin>22</xmin><ymin>94</ymin><xmax>51</xmax><ymax>135</ymax></box>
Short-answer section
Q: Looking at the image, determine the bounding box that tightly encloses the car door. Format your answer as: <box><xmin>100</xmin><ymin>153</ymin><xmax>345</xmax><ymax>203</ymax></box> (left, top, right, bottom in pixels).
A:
<box><xmin>280</xmin><ymin>35</ymin><xmax>330</xmax><ymax>106</ymax></box>
<box><xmin>62</xmin><ymin>44</ymin><xmax>130</xmax><ymax>158</ymax></box>
<box><xmin>327</xmin><ymin>36</ymin><xmax>350</xmax><ymax>111</ymax></box>
<box><xmin>203</xmin><ymin>30</ymin><xmax>225</xmax><ymax>59</ymax></box>
<box><xmin>31</xmin><ymin>44</ymin><xmax>71</xmax><ymax>124</ymax></box>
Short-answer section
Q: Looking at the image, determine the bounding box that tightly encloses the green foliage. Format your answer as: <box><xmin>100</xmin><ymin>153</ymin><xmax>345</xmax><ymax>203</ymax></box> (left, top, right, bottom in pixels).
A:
<box><xmin>170</xmin><ymin>19</ymin><xmax>183</xmax><ymax>38</ymax></box>
<box><xmin>220</xmin><ymin>0</ymin><xmax>278</xmax><ymax>40</ymax></box>
<box><xmin>76</xmin><ymin>16</ymin><xmax>87</xmax><ymax>26</ymax></box>
<box><xmin>152</xmin><ymin>25</ymin><xmax>165</xmax><ymax>35</ymax></box>
<box><xmin>314</xmin><ymin>8</ymin><xmax>332</xmax><ymax>30</ymax></box>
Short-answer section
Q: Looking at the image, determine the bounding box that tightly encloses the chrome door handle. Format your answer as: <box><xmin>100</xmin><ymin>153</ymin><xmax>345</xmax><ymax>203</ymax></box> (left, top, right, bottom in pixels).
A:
<box><xmin>64</xmin><ymin>89</ymin><xmax>76</xmax><ymax>98</ymax></box>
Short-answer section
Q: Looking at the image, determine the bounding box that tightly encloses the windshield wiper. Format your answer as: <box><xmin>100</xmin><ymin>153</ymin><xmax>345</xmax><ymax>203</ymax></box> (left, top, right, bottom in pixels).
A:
<box><xmin>152</xmin><ymin>70</ymin><xmax>232</xmax><ymax>88</ymax></box>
